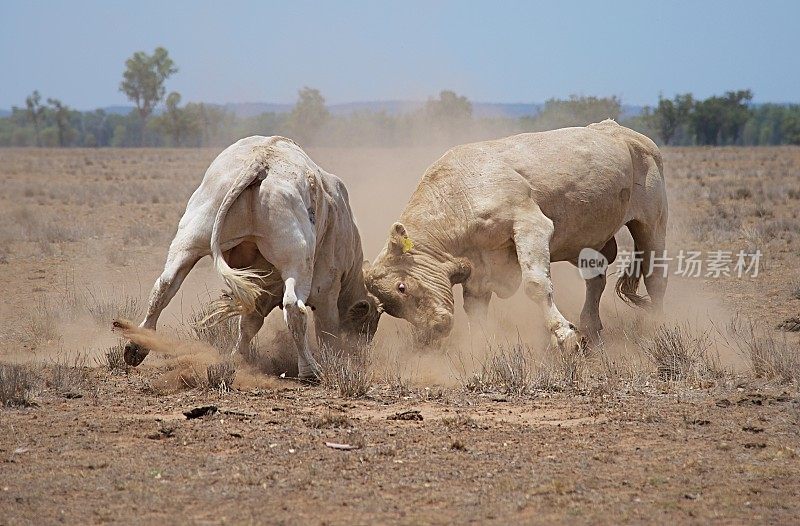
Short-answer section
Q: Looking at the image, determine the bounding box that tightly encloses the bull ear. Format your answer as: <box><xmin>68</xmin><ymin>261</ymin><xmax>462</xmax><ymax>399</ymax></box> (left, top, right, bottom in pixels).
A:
<box><xmin>449</xmin><ymin>257</ymin><xmax>472</xmax><ymax>284</ymax></box>
<box><xmin>389</xmin><ymin>222</ymin><xmax>413</xmax><ymax>255</ymax></box>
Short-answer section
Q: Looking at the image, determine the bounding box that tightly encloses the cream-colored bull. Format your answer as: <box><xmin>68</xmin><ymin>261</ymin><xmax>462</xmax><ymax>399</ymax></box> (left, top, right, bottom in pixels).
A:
<box><xmin>366</xmin><ymin>120</ymin><xmax>667</xmax><ymax>351</ymax></box>
<box><xmin>120</xmin><ymin>136</ymin><xmax>381</xmax><ymax>378</ymax></box>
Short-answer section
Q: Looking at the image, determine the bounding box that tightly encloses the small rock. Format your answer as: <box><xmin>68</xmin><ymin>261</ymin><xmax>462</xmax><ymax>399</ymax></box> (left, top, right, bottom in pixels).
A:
<box><xmin>388</xmin><ymin>410</ymin><xmax>423</xmax><ymax>421</ymax></box>
<box><xmin>742</xmin><ymin>425</ymin><xmax>765</xmax><ymax>434</ymax></box>
<box><xmin>777</xmin><ymin>316</ymin><xmax>800</xmax><ymax>332</ymax></box>
<box><xmin>183</xmin><ymin>405</ymin><xmax>218</xmax><ymax>419</ymax></box>
<box><xmin>325</xmin><ymin>442</ymin><xmax>359</xmax><ymax>451</ymax></box>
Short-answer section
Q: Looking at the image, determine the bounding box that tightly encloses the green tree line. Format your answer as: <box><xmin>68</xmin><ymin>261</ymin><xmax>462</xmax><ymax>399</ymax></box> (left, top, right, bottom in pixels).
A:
<box><xmin>2</xmin><ymin>47</ymin><xmax>799</xmax><ymax>148</ymax></box>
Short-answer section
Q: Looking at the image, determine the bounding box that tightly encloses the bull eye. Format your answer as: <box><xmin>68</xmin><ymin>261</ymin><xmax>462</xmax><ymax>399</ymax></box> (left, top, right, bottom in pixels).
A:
<box><xmin>397</xmin><ymin>282</ymin><xmax>407</xmax><ymax>294</ymax></box>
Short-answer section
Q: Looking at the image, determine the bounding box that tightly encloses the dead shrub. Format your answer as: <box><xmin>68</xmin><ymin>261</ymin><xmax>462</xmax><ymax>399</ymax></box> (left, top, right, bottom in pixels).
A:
<box><xmin>639</xmin><ymin>323</ymin><xmax>715</xmax><ymax>382</ymax></box>
<box><xmin>84</xmin><ymin>288</ymin><xmax>142</xmax><ymax>325</ymax></box>
<box><xmin>551</xmin><ymin>343</ymin><xmax>588</xmax><ymax>388</ymax></box>
<box><xmin>468</xmin><ymin>341</ymin><xmax>534</xmax><ymax>395</ymax></box>
<box><xmin>0</xmin><ymin>363</ymin><xmax>39</xmax><ymax>407</ymax></box>
<box><xmin>125</xmin><ymin>221</ymin><xmax>163</xmax><ymax>246</ymax></box>
<box><xmin>441</xmin><ymin>414</ymin><xmax>479</xmax><ymax>429</ymax></box>
<box><xmin>188</xmin><ymin>304</ymin><xmax>239</xmax><ymax>354</ymax></box>
<box><xmin>104</xmin><ymin>245</ymin><xmax>129</xmax><ymax>267</ymax></box>
<box><xmin>450</xmin><ymin>439</ymin><xmax>468</xmax><ymax>451</ymax></box>
<box><xmin>727</xmin><ymin>317</ymin><xmax>799</xmax><ymax>384</ymax></box>
<box><xmin>464</xmin><ymin>340</ymin><xmax>586</xmax><ymax>394</ymax></box>
<box><xmin>319</xmin><ymin>342</ymin><xmax>373</xmax><ymax>398</ymax></box>
<box><xmin>206</xmin><ymin>361</ymin><xmax>236</xmax><ymax>391</ymax></box>
<box><xmin>10</xmin><ymin>207</ymin><xmax>88</xmax><ymax>245</ymax></box>
<box><xmin>24</xmin><ymin>296</ymin><xmax>61</xmax><ymax>348</ymax></box>
<box><xmin>48</xmin><ymin>353</ymin><xmax>89</xmax><ymax>394</ymax></box>
<box><xmin>99</xmin><ymin>341</ymin><xmax>128</xmax><ymax>374</ymax></box>
<box><xmin>590</xmin><ymin>346</ymin><xmax>650</xmax><ymax>396</ymax></box>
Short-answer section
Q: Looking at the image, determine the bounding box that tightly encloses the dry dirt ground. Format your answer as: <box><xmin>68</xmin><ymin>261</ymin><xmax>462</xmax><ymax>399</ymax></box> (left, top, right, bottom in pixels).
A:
<box><xmin>1</xmin><ymin>146</ymin><xmax>799</xmax><ymax>525</ymax></box>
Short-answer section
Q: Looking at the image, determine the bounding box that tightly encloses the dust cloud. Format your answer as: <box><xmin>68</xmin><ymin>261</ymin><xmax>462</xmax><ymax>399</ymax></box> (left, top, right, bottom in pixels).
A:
<box><xmin>11</xmin><ymin>134</ymin><xmax>741</xmax><ymax>388</ymax></box>
<box><xmin>310</xmin><ymin>144</ymin><xmax>743</xmax><ymax>385</ymax></box>
<box><xmin>112</xmin><ymin>318</ymin><xmax>288</xmax><ymax>392</ymax></box>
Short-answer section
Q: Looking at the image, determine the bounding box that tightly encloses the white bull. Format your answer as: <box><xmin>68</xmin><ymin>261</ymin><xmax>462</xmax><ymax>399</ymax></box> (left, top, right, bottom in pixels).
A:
<box><xmin>120</xmin><ymin>136</ymin><xmax>381</xmax><ymax>379</ymax></box>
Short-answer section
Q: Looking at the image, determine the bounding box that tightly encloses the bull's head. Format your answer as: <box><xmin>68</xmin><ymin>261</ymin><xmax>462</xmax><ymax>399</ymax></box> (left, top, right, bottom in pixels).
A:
<box><xmin>341</xmin><ymin>292</ymin><xmax>383</xmax><ymax>343</ymax></box>
<box><xmin>365</xmin><ymin>222</ymin><xmax>471</xmax><ymax>344</ymax></box>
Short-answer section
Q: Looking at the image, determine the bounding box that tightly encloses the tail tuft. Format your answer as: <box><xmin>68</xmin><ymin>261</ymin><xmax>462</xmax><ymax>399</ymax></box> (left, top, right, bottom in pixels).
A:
<box><xmin>614</xmin><ymin>260</ymin><xmax>650</xmax><ymax>308</ymax></box>
<box><xmin>213</xmin><ymin>260</ymin><xmax>268</xmax><ymax>317</ymax></box>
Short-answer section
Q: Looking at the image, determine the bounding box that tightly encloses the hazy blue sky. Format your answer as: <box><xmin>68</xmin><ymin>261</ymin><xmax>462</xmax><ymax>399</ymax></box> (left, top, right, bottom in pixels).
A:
<box><xmin>1</xmin><ymin>0</ymin><xmax>798</xmax><ymax>109</ymax></box>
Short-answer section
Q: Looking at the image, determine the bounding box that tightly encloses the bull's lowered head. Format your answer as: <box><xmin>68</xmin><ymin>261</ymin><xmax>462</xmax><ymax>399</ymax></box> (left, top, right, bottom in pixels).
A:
<box><xmin>365</xmin><ymin>222</ymin><xmax>471</xmax><ymax>344</ymax></box>
<box><xmin>341</xmin><ymin>291</ymin><xmax>383</xmax><ymax>343</ymax></box>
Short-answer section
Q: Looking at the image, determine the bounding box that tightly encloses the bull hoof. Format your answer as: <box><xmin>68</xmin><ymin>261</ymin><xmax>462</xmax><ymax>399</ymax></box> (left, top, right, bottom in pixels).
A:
<box><xmin>297</xmin><ymin>363</ymin><xmax>322</xmax><ymax>385</ymax></box>
<box><xmin>579</xmin><ymin>323</ymin><xmax>603</xmax><ymax>348</ymax></box>
<box><xmin>554</xmin><ymin>326</ymin><xmax>588</xmax><ymax>356</ymax></box>
<box><xmin>298</xmin><ymin>374</ymin><xmax>321</xmax><ymax>385</ymax></box>
<box><xmin>123</xmin><ymin>342</ymin><xmax>149</xmax><ymax>367</ymax></box>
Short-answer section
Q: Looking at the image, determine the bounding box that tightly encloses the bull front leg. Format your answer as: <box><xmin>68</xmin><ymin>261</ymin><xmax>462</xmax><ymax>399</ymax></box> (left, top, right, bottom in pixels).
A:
<box><xmin>512</xmin><ymin>205</ymin><xmax>586</xmax><ymax>355</ymax></box>
<box><xmin>123</xmin><ymin>246</ymin><xmax>202</xmax><ymax>366</ymax></box>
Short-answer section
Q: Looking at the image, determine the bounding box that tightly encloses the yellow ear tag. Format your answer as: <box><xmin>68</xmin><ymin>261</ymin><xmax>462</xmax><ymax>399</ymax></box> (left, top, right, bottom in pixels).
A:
<box><xmin>401</xmin><ymin>237</ymin><xmax>414</xmax><ymax>253</ymax></box>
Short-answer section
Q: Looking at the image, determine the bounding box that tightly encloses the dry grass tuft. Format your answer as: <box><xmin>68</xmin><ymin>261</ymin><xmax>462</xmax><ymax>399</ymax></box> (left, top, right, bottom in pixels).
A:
<box><xmin>10</xmin><ymin>207</ymin><xmax>89</xmax><ymax>246</ymax></box>
<box><xmin>0</xmin><ymin>363</ymin><xmax>39</xmax><ymax>407</ymax></box>
<box><xmin>450</xmin><ymin>439</ymin><xmax>468</xmax><ymax>451</ymax></box>
<box><xmin>99</xmin><ymin>341</ymin><xmax>129</xmax><ymax>374</ymax></box>
<box><xmin>48</xmin><ymin>354</ymin><xmax>89</xmax><ymax>394</ymax></box>
<box><xmin>466</xmin><ymin>341</ymin><xmax>534</xmax><ymax>395</ymax></box>
<box><xmin>319</xmin><ymin>342</ymin><xmax>374</xmax><ymax>398</ymax></box>
<box><xmin>590</xmin><ymin>347</ymin><xmax>650</xmax><ymax>396</ymax></box>
<box><xmin>206</xmin><ymin>361</ymin><xmax>236</xmax><ymax>391</ymax></box>
<box><xmin>441</xmin><ymin>414</ymin><xmax>479</xmax><ymax>429</ymax></box>
<box><xmin>465</xmin><ymin>340</ymin><xmax>587</xmax><ymax>395</ymax></box>
<box><xmin>727</xmin><ymin>316</ymin><xmax>799</xmax><ymax>384</ymax></box>
<box><xmin>308</xmin><ymin>410</ymin><xmax>352</xmax><ymax>429</ymax></box>
<box><xmin>639</xmin><ymin>323</ymin><xmax>717</xmax><ymax>382</ymax></box>
<box><xmin>84</xmin><ymin>288</ymin><xmax>142</xmax><ymax>325</ymax></box>
<box><xmin>24</xmin><ymin>296</ymin><xmax>61</xmax><ymax>348</ymax></box>
<box><xmin>550</xmin><ymin>343</ymin><xmax>588</xmax><ymax>388</ymax></box>
<box><xmin>188</xmin><ymin>304</ymin><xmax>239</xmax><ymax>354</ymax></box>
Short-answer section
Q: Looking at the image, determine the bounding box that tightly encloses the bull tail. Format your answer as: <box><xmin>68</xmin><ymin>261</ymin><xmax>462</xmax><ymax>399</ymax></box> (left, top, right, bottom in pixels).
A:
<box><xmin>614</xmin><ymin>223</ymin><xmax>650</xmax><ymax>308</ymax></box>
<box><xmin>209</xmin><ymin>154</ymin><xmax>270</xmax><ymax>320</ymax></box>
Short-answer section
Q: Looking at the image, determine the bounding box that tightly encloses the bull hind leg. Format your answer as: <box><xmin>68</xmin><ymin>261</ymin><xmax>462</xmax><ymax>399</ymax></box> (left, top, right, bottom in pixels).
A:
<box><xmin>254</xmin><ymin>235</ymin><xmax>320</xmax><ymax>381</ymax></box>
<box><xmin>234</xmin><ymin>292</ymin><xmax>281</xmax><ymax>357</ymax></box>
<box><xmin>227</xmin><ymin>245</ymin><xmax>280</xmax><ymax>357</ymax></box>
<box><xmin>282</xmin><ymin>277</ymin><xmax>320</xmax><ymax>380</ymax></box>
<box><xmin>625</xmin><ymin>219</ymin><xmax>668</xmax><ymax>314</ymax></box>
<box><xmin>578</xmin><ymin>237</ymin><xmax>617</xmax><ymax>342</ymax></box>
<box><xmin>124</xmin><ymin>245</ymin><xmax>204</xmax><ymax>366</ymax></box>
<box><xmin>513</xmin><ymin>205</ymin><xmax>585</xmax><ymax>354</ymax></box>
